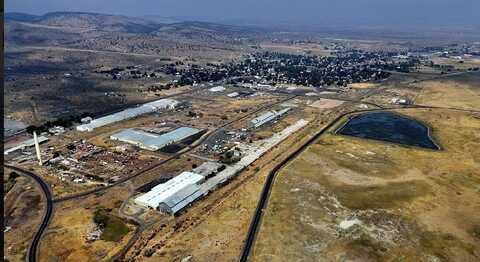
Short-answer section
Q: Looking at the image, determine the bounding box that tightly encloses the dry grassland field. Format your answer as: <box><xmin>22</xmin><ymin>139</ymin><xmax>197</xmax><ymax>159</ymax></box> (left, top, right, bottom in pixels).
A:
<box><xmin>260</xmin><ymin>43</ymin><xmax>333</xmax><ymax>57</ymax></box>
<box><xmin>415</xmin><ymin>72</ymin><xmax>480</xmax><ymax>110</ymax></box>
<box><xmin>39</xmin><ymin>185</ymin><xmax>134</xmax><ymax>261</ymax></box>
<box><xmin>431</xmin><ymin>56</ymin><xmax>480</xmax><ymax>71</ymax></box>
<box><xmin>251</xmin><ymin>108</ymin><xmax>480</xmax><ymax>261</ymax></box>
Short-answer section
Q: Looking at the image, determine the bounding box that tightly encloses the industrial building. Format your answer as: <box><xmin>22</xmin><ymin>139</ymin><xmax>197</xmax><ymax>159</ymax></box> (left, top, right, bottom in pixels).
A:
<box><xmin>157</xmin><ymin>184</ymin><xmax>204</xmax><ymax>214</ymax></box>
<box><xmin>249</xmin><ymin>108</ymin><xmax>291</xmax><ymax>129</ymax></box>
<box><xmin>134</xmin><ymin>119</ymin><xmax>309</xmax><ymax>215</ymax></box>
<box><xmin>134</xmin><ymin>171</ymin><xmax>205</xmax><ymax>213</ymax></box>
<box><xmin>4</xmin><ymin>135</ymin><xmax>49</xmax><ymax>155</ymax></box>
<box><xmin>110</xmin><ymin>127</ymin><xmax>202</xmax><ymax>151</ymax></box>
<box><xmin>76</xmin><ymin>99</ymin><xmax>179</xmax><ymax>132</ymax></box>
<box><xmin>200</xmin><ymin>119</ymin><xmax>309</xmax><ymax>196</ymax></box>
<box><xmin>192</xmin><ymin>161</ymin><xmax>223</xmax><ymax>177</ymax></box>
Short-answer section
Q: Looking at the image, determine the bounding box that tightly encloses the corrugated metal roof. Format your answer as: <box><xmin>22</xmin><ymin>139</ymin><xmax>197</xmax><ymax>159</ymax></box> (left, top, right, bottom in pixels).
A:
<box><xmin>134</xmin><ymin>171</ymin><xmax>204</xmax><ymax>209</ymax></box>
<box><xmin>110</xmin><ymin>127</ymin><xmax>202</xmax><ymax>151</ymax></box>
<box><xmin>192</xmin><ymin>161</ymin><xmax>222</xmax><ymax>177</ymax></box>
<box><xmin>250</xmin><ymin>108</ymin><xmax>291</xmax><ymax>128</ymax></box>
<box><xmin>155</xmin><ymin>127</ymin><xmax>201</xmax><ymax>147</ymax></box>
<box><xmin>77</xmin><ymin>98</ymin><xmax>179</xmax><ymax>132</ymax></box>
<box><xmin>169</xmin><ymin>189</ymin><xmax>204</xmax><ymax>214</ymax></box>
<box><xmin>4</xmin><ymin>136</ymin><xmax>49</xmax><ymax>155</ymax></box>
<box><xmin>159</xmin><ymin>183</ymin><xmax>205</xmax><ymax>214</ymax></box>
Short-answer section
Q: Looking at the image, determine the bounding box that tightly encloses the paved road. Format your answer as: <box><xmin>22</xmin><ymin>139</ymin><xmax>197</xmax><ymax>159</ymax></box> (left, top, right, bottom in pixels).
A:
<box><xmin>5</xmin><ymin>164</ymin><xmax>54</xmax><ymax>262</ymax></box>
<box><xmin>238</xmin><ymin>103</ymin><xmax>480</xmax><ymax>261</ymax></box>
<box><xmin>238</xmin><ymin>107</ymin><xmax>383</xmax><ymax>261</ymax></box>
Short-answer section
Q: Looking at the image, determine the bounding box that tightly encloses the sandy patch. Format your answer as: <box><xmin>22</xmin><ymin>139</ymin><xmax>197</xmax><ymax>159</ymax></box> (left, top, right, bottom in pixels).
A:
<box><xmin>309</xmin><ymin>99</ymin><xmax>345</xmax><ymax>109</ymax></box>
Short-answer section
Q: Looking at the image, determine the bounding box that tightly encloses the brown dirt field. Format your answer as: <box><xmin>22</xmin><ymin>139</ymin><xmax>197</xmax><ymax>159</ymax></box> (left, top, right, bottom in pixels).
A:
<box><xmin>309</xmin><ymin>99</ymin><xmax>345</xmax><ymax>109</ymax></box>
<box><xmin>348</xmin><ymin>83</ymin><xmax>379</xmax><ymax>89</ymax></box>
<box><xmin>260</xmin><ymin>43</ymin><xmax>332</xmax><ymax>57</ymax></box>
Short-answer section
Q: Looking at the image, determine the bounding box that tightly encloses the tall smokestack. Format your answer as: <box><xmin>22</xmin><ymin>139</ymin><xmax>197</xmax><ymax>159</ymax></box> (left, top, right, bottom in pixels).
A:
<box><xmin>33</xmin><ymin>131</ymin><xmax>43</xmax><ymax>166</ymax></box>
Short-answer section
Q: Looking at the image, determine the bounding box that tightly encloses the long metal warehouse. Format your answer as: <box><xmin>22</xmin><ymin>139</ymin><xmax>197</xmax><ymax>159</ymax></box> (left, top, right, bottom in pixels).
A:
<box><xmin>76</xmin><ymin>99</ymin><xmax>179</xmax><ymax>132</ymax></box>
<box><xmin>110</xmin><ymin>127</ymin><xmax>202</xmax><ymax>151</ymax></box>
<box><xmin>250</xmin><ymin>108</ymin><xmax>291</xmax><ymax>129</ymax></box>
<box><xmin>134</xmin><ymin>171</ymin><xmax>205</xmax><ymax>212</ymax></box>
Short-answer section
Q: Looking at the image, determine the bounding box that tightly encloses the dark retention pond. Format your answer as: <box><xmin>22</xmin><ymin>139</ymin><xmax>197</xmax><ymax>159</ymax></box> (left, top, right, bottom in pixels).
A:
<box><xmin>336</xmin><ymin>112</ymin><xmax>440</xmax><ymax>150</ymax></box>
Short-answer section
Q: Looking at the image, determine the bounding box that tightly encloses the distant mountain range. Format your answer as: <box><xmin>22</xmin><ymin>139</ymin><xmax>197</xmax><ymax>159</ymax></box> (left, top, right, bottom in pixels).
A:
<box><xmin>4</xmin><ymin>11</ymin><xmax>268</xmax><ymax>57</ymax></box>
<box><xmin>5</xmin><ymin>11</ymin><xmax>261</xmax><ymax>34</ymax></box>
<box><xmin>5</xmin><ymin>11</ymin><xmax>480</xmax><ymax>48</ymax></box>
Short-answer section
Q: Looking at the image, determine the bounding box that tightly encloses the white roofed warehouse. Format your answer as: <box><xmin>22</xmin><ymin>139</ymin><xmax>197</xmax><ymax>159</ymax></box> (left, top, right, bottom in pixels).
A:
<box><xmin>110</xmin><ymin>127</ymin><xmax>202</xmax><ymax>151</ymax></box>
<box><xmin>76</xmin><ymin>98</ymin><xmax>179</xmax><ymax>132</ymax></box>
<box><xmin>249</xmin><ymin>108</ymin><xmax>291</xmax><ymax>129</ymax></box>
<box><xmin>134</xmin><ymin>171</ymin><xmax>205</xmax><ymax>214</ymax></box>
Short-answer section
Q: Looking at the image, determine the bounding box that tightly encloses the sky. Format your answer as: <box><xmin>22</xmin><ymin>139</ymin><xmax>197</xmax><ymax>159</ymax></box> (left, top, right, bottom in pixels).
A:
<box><xmin>6</xmin><ymin>0</ymin><xmax>480</xmax><ymax>28</ymax></box>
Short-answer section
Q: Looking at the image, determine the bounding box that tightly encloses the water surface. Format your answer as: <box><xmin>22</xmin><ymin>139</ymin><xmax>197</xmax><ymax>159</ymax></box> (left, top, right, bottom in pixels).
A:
<box><xmin>337</xmin><ymin>112</ymin><xmax>439</xmax><ymax>150</ymax></box>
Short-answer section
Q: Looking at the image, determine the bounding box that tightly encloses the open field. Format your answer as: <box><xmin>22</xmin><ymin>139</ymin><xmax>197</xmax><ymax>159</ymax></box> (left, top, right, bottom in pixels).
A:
<box><xmin>252</xmin><ymin>108</ymin><xmax>480</xmax><ymax>261</ymax></box>
<box><xmin>431</xmin><ymin>56</ymin><xmax>480</xmax><ymax>71</ymax></box>
<box><xmin>348</xmin><ymin>83</ymin><xmax>380</xmax><ymax>89</ymax></box>
<box><xmin>309</xmin><ymin>99</ymin><xmax>345</xmax><ymax>109</ymax></box>
<box><xmin>260</xmin><ymin>43</ymin><xmax>333</xmax><ymax>57</ymax></box>
<box><xmin>415</xmin><ymin>71</ymin><xmax>480</xmax><ymax>111</ymax></box>
<box><xmin>4</xmin><ymin>44</ymin><xmax>245</xmax><ymax>124</ymax></box>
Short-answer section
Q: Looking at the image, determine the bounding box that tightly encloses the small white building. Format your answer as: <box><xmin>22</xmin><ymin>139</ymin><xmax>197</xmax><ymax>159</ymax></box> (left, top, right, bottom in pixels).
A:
<box><xmin>209</xmin><ymin>86</ymin><xmax>226</xmax><ymax>92</ymax></box>
<box><xmin>81</xmin><ymin>116</ymin><xmax>93</xmax><ymax>124</ymax></box>
<box><xmin>48</xmin><ymin>126</ymin><xmax>65</xmax><ymax>135</ymax></box>
<box><xmin>227</xmin><ymin>92</ymin><xmax>240</xmax><ymax>98</ymax></box>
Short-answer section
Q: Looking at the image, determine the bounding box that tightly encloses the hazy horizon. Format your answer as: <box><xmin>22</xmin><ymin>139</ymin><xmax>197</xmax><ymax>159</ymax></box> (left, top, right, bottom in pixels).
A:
<box><xmin>6</xmin><ymin>0</ymin><xmax>480</xmax><ymax>29</ymax></box>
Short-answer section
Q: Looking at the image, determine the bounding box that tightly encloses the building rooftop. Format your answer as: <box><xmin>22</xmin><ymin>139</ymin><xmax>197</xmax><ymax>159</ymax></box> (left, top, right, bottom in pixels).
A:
<box><xmin>110</xmin><ymin>127</ymin><xmax>202</xmax><ymax>151</ymax></box>
<box><xmin>209</xmin><ymin>86</ymin><xmax>225</xmax><ymax>92</ymax></box>
<box><xmin>250</xmin><ymin>108</ymin><xmax>291</xmax><ymax>129</ymax></box>
<box><xmin>77</xmin><ymin>98</ymin><xmax>179</xmax><ymax>132</ymax></box>
<box><xmin>4</xmin><ymin>135</ymin><xmax>49</xmax><ymax>155</ymax></box>
<box><xmin>160</xmin><ymin>183</ymin><xmax>204</xmax><ymax>214</ymax></box>
<box><xmin>135</xmin><ymin>171</ymin><xmax>205</xmax><ymax>210</ymax></box>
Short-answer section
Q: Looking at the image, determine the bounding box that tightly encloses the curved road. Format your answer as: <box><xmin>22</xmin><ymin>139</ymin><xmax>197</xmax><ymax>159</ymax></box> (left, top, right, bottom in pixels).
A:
<box><xmin>3</xmin><ymin>95</ymin><xmax>298</xmax><ymax>262</ymax></box>
<box><xmin>239</xmin><ymin>104</ymin><xmax>479</xmax><ymax>261</ymax></box>
<box><xmin>238</xmin><ymin>107</ymin><xmax>381</xmax><ymax>261</ymax></box>
<box><xmin>5</xmin><ymin>164</ymin><xmax>54</xmax><ymax>262</ymax></box>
